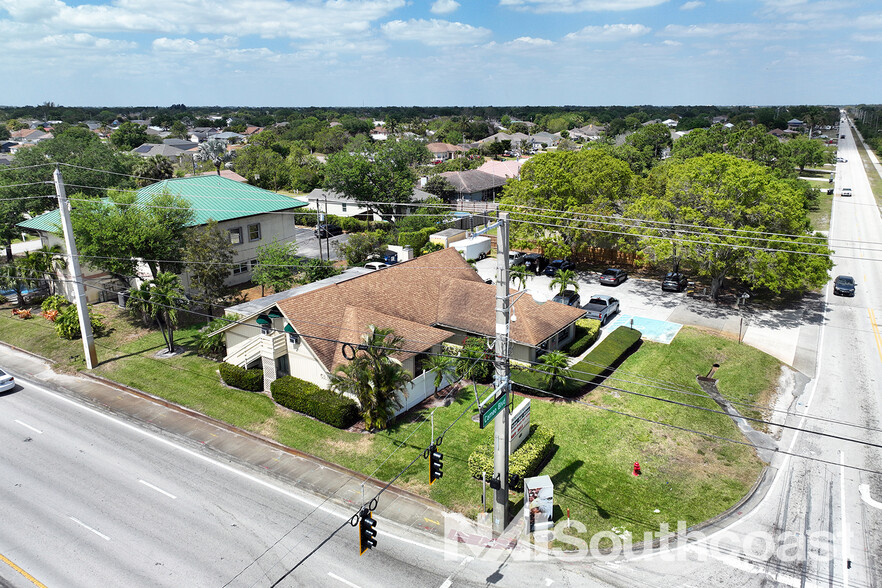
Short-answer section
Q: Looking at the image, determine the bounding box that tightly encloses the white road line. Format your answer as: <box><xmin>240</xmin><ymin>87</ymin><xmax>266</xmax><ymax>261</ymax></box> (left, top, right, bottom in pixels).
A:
<box><xmin>139</xmin><ymin>479</ymin><xmax>177</xmax><ymax>499</ymax></box>
<box><xmin>858</xmin><ymin>484</ymin><xmax>882</xmax><ymax>509</ymax></box>
<box><xmin>14</xmin><ymin>419</ymin><xmax>42</xmax><ymax>434</ymax></box>
<box><xmin>68</xmin><ymin>516</ymin><xmax>110</xmax><ymax>541</ymax></box>
<box><xmin>327</xmin><ymin>572</ymin><xmax>361</xmax><ymax>587</ymax></box>
<box><xmin>840</xmin><ymin>450</ymin><xmax>849</xmax><ymax>588</ymax></box>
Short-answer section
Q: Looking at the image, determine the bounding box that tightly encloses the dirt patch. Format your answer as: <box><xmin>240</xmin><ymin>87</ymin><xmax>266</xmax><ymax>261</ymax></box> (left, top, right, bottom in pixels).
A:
<box><xmin>253</xmin><ymin>406</ymin><xmax>286</xmax><ymax>438</ymax></box>
<box><xmin>324</xmin><ymin>435</ymin><xmax>373</xmax><ymax>457</ymax></box>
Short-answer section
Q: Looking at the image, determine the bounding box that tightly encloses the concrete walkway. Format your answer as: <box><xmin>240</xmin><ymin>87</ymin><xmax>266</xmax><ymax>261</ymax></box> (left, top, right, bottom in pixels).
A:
<box><xmin>1</xmin><ymin>344</ymin><xmax>449</xmax><ymax>540</ymax></box>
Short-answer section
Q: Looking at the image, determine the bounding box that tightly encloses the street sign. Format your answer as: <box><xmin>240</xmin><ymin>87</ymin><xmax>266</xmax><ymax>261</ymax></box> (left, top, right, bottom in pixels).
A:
<box><xmin>480</xmin><ymin>392</ymin><xmax>507</xmax><ymax>429</ymax></box>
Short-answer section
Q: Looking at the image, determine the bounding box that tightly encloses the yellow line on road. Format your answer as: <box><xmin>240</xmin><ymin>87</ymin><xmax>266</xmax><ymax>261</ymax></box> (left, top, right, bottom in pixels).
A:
<box><xmin>0</xmin><ymin>552</ymin><xmax>48</xmax><ymax>588</ymax></box>
<box><xmin>424</xmin><ymin>517</ymin><xmax>440</xmax><ymax>525</ymax></box>
<box><xmin>869</xmin><ymin>308</ymin><xmax>882</xmax><ymax>364</ymax></box>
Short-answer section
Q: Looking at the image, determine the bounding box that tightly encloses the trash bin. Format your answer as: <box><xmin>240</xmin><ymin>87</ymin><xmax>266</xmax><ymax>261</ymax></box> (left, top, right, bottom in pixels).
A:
<box><xmin>118</xmin><ymin>290</ymin><xmax>129</xmax><ymax>309</ymax></box>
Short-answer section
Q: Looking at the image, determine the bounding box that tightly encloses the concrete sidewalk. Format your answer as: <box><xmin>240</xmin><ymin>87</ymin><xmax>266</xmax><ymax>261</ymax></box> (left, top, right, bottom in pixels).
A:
<box><xmin>1</xmin><ymin>344</ymin><xmax>449</xmax><ymax>540</ymax></box>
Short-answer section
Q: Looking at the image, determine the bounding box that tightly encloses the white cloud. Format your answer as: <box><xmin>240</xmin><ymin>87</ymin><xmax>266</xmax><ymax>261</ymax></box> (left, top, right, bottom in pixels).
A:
<box><xmin>499</xmin><ymin>0</ymin><xmax>668</xmax><ymax>13</ymax></box>
<box><xmin>564</xmin><ymin>23</ymin><xmax>651</xmax><ymax>42</ymax></box>
<box><xmin>680</xmin><ymin>1</ymin><xmax>704</xmax><ymax>9</ymax></box>
<box><xmin>381</xmin><ymin>19</ymin><xmax>491</xmax><ymax>46</ymax></box>
<box><xmin>1</xmin><ymin>0</ymin><xmax>406</xmax><ymax>40</ymax></box>
<box><xmin>506</xmin><ymin>36</ymin><xmax>554</xmax><ymax>46</ymax></box>
<box><xmin>35</xmin><ymin>32</ymin><xmax>136</xmax><ymax>50</ymax></box>
<box><xmin>663</xmin><ymin>22</ymin><xmax>769</xmax><ymax>40</ymax></box>
<box><xmin>662</xmin><ymin>39</ymin><xmax>681</xmax><ymax>46</ymax></box>
<box><xmin>431</xmin><ymin>0</ymin><xmax>460</xmax><ymax>15</ymax></box>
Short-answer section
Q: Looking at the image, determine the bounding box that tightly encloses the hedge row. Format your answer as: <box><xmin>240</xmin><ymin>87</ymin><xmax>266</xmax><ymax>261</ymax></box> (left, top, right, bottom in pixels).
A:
<box><xmin>397</xmin><ymin>226</ymin><xmax>437</xmax><ymax>254</ymax></box>
<box><xmin>270</xmin><ymin>375</ymin><xmax>359</xmax><ymax>429</ymax></box>
<box><xmin>291</xmin><ymin>210</ymin><xmax>390</xmax><ymax>233</ymax></box>
<box><xmin>562</xmin><ymin>319</ymin><xmax>601</xmax><ymax>357</ymax></box>
<box><xmin>468</xmin><ymin>423</ymin><xmax>555</xmax><ymax>491</ymax></box>
<box><xmin>219</xmin><ymin>362</ymin><xmax>264</xmax><ymax>392</ymax></box>
<box><xmin>569</xmin><ymin>326</ymin><xmax>641</xmax><ymax>385</ymax></box>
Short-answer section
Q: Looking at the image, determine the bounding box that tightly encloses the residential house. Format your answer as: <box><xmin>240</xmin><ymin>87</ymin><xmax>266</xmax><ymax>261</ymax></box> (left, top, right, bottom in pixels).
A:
<box><xmin>10</xmin><ymin>129</ymin><xmax>53</xmax><ymax>144</ymax></box>
<box><xmin>305</xmin><ymin>187</ymin><xmax>435</xmax><ymax>220</ymax></box>
<box><xmin>426</xmin><ymin>142</ymin><xmax>466</xmax><ymax>161</ymax></box>
<box><xmin>218</xmin><ymin>247</ymin><xmax>585</xmax><ymax>413</ymax></box>
<box><xmin>131</xmin><ymin>143</ymin><xmax>192</xmax><ymax>163</ymax></box>
<box><xmin>17</xmin><ymin>175</ymin><xmax>309</xmax><ymax>302</ymax></box>
<box><xmin>478</xmin><ymin>132</ymin><xmax>531</xmax><ymax>151</ymax></box>
<box><xmin>477</xmin><ymin>159</ymin><xmax>527</xmax><ymax>180</ymax></box>
<box><xmin>787</xmin><ymin>119</ymin><xmax>805</xmax><ymax>132</ymax></box>
<box><xmin>439</xmin><ymin>169</ymin><xmax>508</xmax><ymax>202</ymax></box>
<box><xmin>189</xmin><ymin>127</ymin><xmax>221</xmax><ymax>143</ymax></box>
<box><xmin>528</xmin><ymin>132</ymin><xmax>560</xmax><ymax>149</ymax></box>
<box><xmin>569</xmin><ymin>124</ymin><xmax>606</xmax><ymax>141</ymax></box>
<box><xmin>370</xmin><ymin>127</ymin><xmax>389</xmax><ymax>141</ymax></box>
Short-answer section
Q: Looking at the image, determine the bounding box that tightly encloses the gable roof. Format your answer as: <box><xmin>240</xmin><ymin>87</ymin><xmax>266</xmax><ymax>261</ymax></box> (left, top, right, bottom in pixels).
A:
<box><xmin>271</xmin><ymin>247</ymin><xmax>584</xmax><ymax>372</ymax></box>
<box><xmin>440</xmin><ymin>169</ymin><xmax>508</xmax><ymax>194</ymax></box>
<box><xmin>478</xmin><ymin>159</ymin><xmax>527</xmax><ymax>179</ymax></box>
<box><xmin>18</xmin><ymin>175</ymin><xmax>307</xmax><ymax>233</ymax></box>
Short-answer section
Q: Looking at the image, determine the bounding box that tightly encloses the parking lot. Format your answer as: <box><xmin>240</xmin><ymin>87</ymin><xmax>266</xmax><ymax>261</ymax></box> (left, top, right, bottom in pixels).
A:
<box><xmin>473</xmin><ymin>257</ymin><xmax>818</xmax><ymax>373</ymax></box>
<box><xmin>292</xmin><ymin>226</ymin><xmax>349</xmax><ymax>261</ymax></box>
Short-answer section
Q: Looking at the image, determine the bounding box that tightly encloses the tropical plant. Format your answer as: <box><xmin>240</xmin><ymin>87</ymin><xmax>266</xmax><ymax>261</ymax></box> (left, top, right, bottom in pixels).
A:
<box><xmin>193</xmin><ymin>315</ymin><xmax>236</xmax><ymax>359</ymax></box>
<box><xmin>539</xmin><ymin>350</ymin><xmax>570</xmax><ymax>390</ymax></box>
<box><xmin>510</xmin><ymin>264</ymin><xmax>530</xmax><ymax>291</ymax></box>
<box><xmin>550</xmin><ymin>269</ymin><xmax>579</xmax><ymax>297</ymax></box>
<box><xmin>0</xmin><ymin>263</ymin><xmax>25</xmax><ymax>306</ymax></box>
<box><xmin>127</xmin><ymin>272</ymin><xmax>185</xmax><ymax>353</ymax></box>
<box><xmin>329</xmin><ymin>325</ymin><xmax>412</xmax><ymax>431</ymax></box>
<box><xmin>133</xmin><ymin>155</ymin><xmax>175</xmax><ymax>186</ymax></box>
<box><xmin>54</xmin><ymin>304</ymin><xmax>106</xmax><ymax>339</ymax></box>
<box><xmin>423</xmin><ymin>354</ymin><xmax>457</xmax><ymax>394</ymax></box>
<box><xmin>195</xmin><ymin>139</ymin><xmax>231</xmax><ymax>175</ymax></box>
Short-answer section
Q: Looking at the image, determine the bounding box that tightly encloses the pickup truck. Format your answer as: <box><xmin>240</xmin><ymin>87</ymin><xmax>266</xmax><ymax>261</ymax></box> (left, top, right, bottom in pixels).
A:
<box><xmin>582</xmin><ymin>294</ymin><xmax>619</xmax><ymax>324</ymax></box>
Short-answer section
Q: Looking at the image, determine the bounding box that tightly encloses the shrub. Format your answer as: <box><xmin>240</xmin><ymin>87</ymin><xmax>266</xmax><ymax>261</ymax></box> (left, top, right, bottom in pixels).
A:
<box><xmin>54</xmin><ymin>305</ymin><xmax>106</xmax><ymax>339</ymax></box>
<box><xmin>12</xmin><ymin>308</ymin><xmax>33</xmax><ymax>319</ymax></box>
<box><xmin>456</xmin><ymin>336</ymin><xmax>494</xmax><ymax>383</ymax></box>
<box><xmin>562</xmin><ymin>319</ymin><xmax>601</xmax><ymax>357</ymax></box>
<box><xmin>420</xmin><ymin>241</ymin><xmax>444</xmax><ymax>256</ymax></box>
<box><xmin>194</xmin><ymin>316</ymin><xmax>235</xmax><ymax>359</ymax></box>
<box><xmin>41</xmin><ymin>294</ymin><xmax>70</xmax><ymax>313</ymax></box>
<box><xmin>468</xmin><ymin>423</ymin><xmax>555</xmax><ymax>491</ymax></box>
<box><xmin>397</xmin><ymin>226</ymin><xmax>436</xmax><ymax>254</ymax></box>
<box><xmin>219</xmin><ymin>362</ymin><xmax>264</xmax><ymax>392</ymax></box>
<box><xmin>568</xmin><ymin>326</ymin><xmax>641</xmax><ymax>385</ymax></box>
<box><xmin>271</xmin><ymin>375</ymin><xmax>359</xmax><ymax>429</ymax></box>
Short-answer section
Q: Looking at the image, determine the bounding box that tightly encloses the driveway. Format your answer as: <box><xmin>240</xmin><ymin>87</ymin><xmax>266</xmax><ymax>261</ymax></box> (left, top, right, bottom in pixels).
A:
<box><xmin>292</xmin><ymin>227</ymin><xmax>349</xmax><ymax>261</ymax></box>
<box><xmin>474</xmin><ymin>258</ymin><xmax>819</xmax><ymax>374</ymax></box>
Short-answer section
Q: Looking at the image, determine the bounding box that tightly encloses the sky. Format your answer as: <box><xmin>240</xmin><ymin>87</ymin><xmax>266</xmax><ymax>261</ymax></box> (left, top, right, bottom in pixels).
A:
<box><xmin>1</xmin><ymin>0</ymin><xmax>878</xmax><ymax>107</ymax></box>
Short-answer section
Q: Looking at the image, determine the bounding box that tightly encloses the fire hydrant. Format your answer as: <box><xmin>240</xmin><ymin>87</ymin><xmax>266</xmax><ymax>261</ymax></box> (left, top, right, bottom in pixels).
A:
<box><xmin>632</xmin><ymin>461</ymin><xmax>641</xmax><ymax>476</ymax></box>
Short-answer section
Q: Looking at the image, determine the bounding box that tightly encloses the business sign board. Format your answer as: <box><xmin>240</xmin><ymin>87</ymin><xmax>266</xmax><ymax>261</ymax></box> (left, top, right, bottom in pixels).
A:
<box><xmin>524</xmin><ymin>475</ymin><xmax>554</xmax><ymax>533</ymax></box>
<box><xmin>509</xmin><ymin>399</ymin><xmax>531</xmax><ymax>453</ymax></box>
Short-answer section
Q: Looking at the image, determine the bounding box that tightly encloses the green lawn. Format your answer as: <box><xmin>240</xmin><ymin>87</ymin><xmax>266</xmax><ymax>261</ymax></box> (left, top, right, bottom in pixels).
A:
<box><xmin>1</xmin><ymin>302</ymin><xmax>779</xmax><ymax>542</ymax></box>
<box><xmin>853</xmin><ymin>135</ymin><xmax>882</xmax><ymax>209</ymax></box>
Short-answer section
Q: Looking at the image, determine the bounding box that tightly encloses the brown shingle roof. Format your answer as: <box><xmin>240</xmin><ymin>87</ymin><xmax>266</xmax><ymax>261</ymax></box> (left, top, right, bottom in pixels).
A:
<box><xmin>274</xmin><ymin>247</ymin><xmax>583</xmax><ymax>371</ymax></box>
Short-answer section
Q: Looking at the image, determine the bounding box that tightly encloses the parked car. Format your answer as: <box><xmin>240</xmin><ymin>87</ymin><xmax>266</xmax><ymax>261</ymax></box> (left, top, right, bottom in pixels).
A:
<box><xmin>582</xmin><ymin>294</ymin><xmax>619</xmax><ymax>324</ymax></box>
<box><xmin>364</xmin><ymin>261</ymin><xmax>388</xmax><ymax>271</ymax></box>
<box><xmin>509</xmin><ymin>251</ymin><xmax>527</xmax><ymax>266</ymax></box>
<box><xmin>543</xmin><ymin>259</ymin><xmax>575</xmax><ymax>277</ymax></box>
<box><xmin>841</xmin><ymin>187</ymin><xmax>853</xmax><ymax>197</ymax></box>
<box><xmin>314</xmin><ymin>223</ymin><xmax>343</xmax><ymax>238</ymax></box>
<box><xmin>552</xmin><ymin>290</ymin><xmax>581</xmax><ymax>307</ymax></box>
<box><xmin>837</xmin><ymin>157</ymin><xmax>847</xmax><ymax>163</ymax></box>
<box><xmin>523</xmin><ymin>253</ymin><xmax>548</xmax><ymax>274</ymax></box>
<box><xmin>0</xmin><ymin>368</ymin><xmax>15</xmax><ymax>393</ymax></box>
<box><xmin>661</xmin><ymin>272</ymin><xmax>688</xmax><ymax>292</ymax></box>
<box><xmin>599</xmin><ymin>268</ymin><xmax>628</xmax><ymax>286</ymax></box>
<box><xmin>833</xmin><ymin>275</ymin><xmax>856</xmax><ymax>297</ymax></box>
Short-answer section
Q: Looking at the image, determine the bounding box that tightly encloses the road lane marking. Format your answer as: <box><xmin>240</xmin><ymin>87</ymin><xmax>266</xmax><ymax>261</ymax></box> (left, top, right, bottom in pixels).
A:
<box><xmin>68</xmin><ymin>516</ymin><xmax>110</xmax><ymax>541</ymax></box>
<box><xmin>15</xmin><ymin>419</ymin><xmax>42</xmax><ymax>434</ymax></box>
<box><xmin>328</xmin><ymin>572</ymin><xmax>361</xmax><ymax>587</ymax></box>
<box><xmin>424</xmin><ymin>517</ymin><xmax>440</xmax><ymax>525</ymax></box>
<box><xmin>859</xmin><ymin>484</ymin><xmax>882</xmax><ymax>510</ymax></box>
<box><xmin>0</xmin><ymin>552</ymin><xmax>48</xmax><ymax>588</ymax></box>
<box><xmin>869</xmin><ymin>308</ymin><xmax>882</xmax><ymax>364</ymax></box>
<box><xmin>139</xmin><ymin>479</ymin><xmax>177</xmax><ymax>499</ymax></box>
<box><xmin>839</xmin><ymin>451</ymin><xmax>849</xmax><ymax>588</ymax></box>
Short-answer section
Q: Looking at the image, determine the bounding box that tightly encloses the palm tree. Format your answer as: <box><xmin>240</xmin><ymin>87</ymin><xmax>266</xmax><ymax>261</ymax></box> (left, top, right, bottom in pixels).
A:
<box><xmin>550</xmin><ymin>269</ymin><xmax>579</xmax><ymax>297</ymax></box>
<box><xmin>510</xmin><ymin>264</ymin><xmax>529</xmax><ymax>291</ymax></box>
<box><xmin>30</xmin><ymin>245</ymin><xmax>66</xmax><ymax>295</ymax></box>
<box><xmin>330</xmin><ymin>325</ymin><xmax>412</xmax><ymax>431</ymax></box>
<box><xmin>424</xmin><ymin>354</ymin><xmax>456</xmax><ymax>394</ymax></box>
<box><xmin>0</xmin><ymin>263</ymin><xmax>25</xmax><ymax>306</ymax></box>
<box><xmin>196</xmin><ymin>139</ymin><xmax>231</xmax><ymax>175</ymax></box>
<box><xmin>127</xmin><ymin>272</ymin><xmax>184</xmax><ymax>353</ymax></box>
<box><xmin>133</xmin><ymin>155</ymin><xmax>175</xmax><ymax>186</ymax></box>
<box><xmin>539</xmin><ymin>350</ymin><xmax>570</xmax><ymax>391</ymax></box>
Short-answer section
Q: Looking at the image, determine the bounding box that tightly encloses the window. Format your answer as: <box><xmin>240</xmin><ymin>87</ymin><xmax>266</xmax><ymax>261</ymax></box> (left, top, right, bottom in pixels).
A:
<box><xmin>250</xmin><ymin>259</ymin><xmax>258</xmax><ymax>270</ymax></box>
<box><xmin>231</xmin><ymin>261</ymin><xmax>249</xmax><ymax>275</ymax></box>
<box><xmin>248</xmin><ymin>223</ymin><xmax>261</xmax><ymax>242</ymax></box>
<box><xmin>229</xmin><ymin>227</ymin><xmax>242</xmax><ymax>245</ymax></box>
<box><xmin>341</xmin><ymin>203</ymin><xmax>347</xmax><ymax>213</ymax></box>
<box><xmin>276</xmin><ymin>355</ymin><xmax>290</xmax><ymax>377</ymax></box>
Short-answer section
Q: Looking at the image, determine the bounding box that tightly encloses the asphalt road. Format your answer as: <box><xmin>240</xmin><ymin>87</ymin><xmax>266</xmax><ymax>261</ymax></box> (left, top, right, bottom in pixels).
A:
<box><xmin>293</xmin><ymin>226</ymin><xmax>348</xmax><ymax>261</ymax></box>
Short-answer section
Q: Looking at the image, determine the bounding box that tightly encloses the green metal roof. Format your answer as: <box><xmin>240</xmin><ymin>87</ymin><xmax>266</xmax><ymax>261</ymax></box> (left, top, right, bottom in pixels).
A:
<box><xmin>18</xmin><ymin>175</ymin><xmax>307</xmax><ymax>233</ymax></box>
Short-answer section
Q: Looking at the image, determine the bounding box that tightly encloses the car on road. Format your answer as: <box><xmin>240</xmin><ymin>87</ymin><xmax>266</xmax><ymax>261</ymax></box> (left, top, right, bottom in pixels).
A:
<box><xmin>841</xmin><ymin>187</ymin><xmax>853</xmax><ymax>197</ymax></box>
<box><xmin>0</xmin><ymin>368</ymin><xmax>15</xmax><ymax>393</ymax></box>
<box><xmin>662</xmin><ymin>272</ymin><xmax>688</xmax><ymax>292</ymax></box>
<box><xmin>523</xmin><ymin>253</ymin><xmax>548</xmax><ymax>274</ymax></box>
<box><xmin>599</xmin><ymin>268</ymin><xmax>628</xmax><ymax>286</ymax></box>
<box><xmin>314</xmin><ymin>224</ymin><xmax>343</xmax><ymax>238</ymax></box>
<box><xmin>364</xmin><ymin>261</ymin><xmax>388</xmax><ymax>271</ymax></box>
<box><xmin>837</xmin><ymin>157</ymin><xmax>847</xmax><ymax>163</ymax></box>
<box><xmin>582</xmin><ymin>294</ymin><xmax>619</xmax><ymax>324</ymax></box>
<box><xmin>833</xmin><ymin>275</ymin><xmax>856</xmax><ymax>297</ymax></box>
<box><xmin>552</xmin><ymin>290</ymin><xmax>581</xmax><ymax>307</ymax></box>
<box><xmin>543</xmin><ymin>259</ymin><xmax>575</xmax><ymax>277</ymax></box>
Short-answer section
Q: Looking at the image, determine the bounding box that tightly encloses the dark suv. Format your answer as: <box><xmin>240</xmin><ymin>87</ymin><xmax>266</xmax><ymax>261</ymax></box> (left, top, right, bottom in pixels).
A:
<box><xmin>552</xmin><ymin>290</ymin><xmax>581</xmax><ymax>307</ymax></box>
<box><xmin>523</xmin><ymin>253</ymin><xmax>548</xmax><ymax>274</ymax></box>
<box><xmin>661</xmin><ymin>272</ymin><xmax>688</xmax><ymax>292</ymax></box>
<box><xmin>314</xmin><ymin>224</ymin><xmax>343</xmax><ymax>238</ymax></box>
<box><xmin>543</xmin><ymin>259</ymin><xmax>575</xmax><ymax>277</ymax></box>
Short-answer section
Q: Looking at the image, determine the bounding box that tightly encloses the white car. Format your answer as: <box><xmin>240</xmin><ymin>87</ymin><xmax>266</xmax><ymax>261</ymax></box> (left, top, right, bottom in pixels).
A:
<box><xmin>842</xmin><ymin>187</ymin><xmax>853</xmax><ymax>197</ymax></box>
<box><xmin>0</xmin><ymin>369</ymin><xmax>15</xmax><ymax>393</ymax></box>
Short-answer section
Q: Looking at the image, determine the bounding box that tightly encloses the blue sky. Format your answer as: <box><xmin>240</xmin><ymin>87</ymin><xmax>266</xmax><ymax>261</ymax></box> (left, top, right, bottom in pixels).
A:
<box><xmin>1</xmin><ymin>0</ymin><xmax>878</xmax><ymax>107</ymax></box>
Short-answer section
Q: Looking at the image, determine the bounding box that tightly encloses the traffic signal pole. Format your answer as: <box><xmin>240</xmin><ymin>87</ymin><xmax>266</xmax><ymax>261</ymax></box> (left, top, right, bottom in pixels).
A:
<box><xmin>492</xmin><ymin>211</ymin><xmax>511</xmax><ymax>536</ymax></box>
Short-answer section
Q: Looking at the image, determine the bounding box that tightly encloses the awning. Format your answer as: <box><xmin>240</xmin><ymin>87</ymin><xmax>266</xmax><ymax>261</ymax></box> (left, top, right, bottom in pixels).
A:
<box><xmin>284</xmin><ymin>323</ymin><xmax>296</xmax><ymax>333</ymax></box>
<box><xmin>256</xmin><ymin>314</ymin><xmax>271</xmax><ymax>325</ymax></box>
<box><xmin>268</xmin><ymin>308</ymin><xmax>283</xmax><ymax>319</ymax></box>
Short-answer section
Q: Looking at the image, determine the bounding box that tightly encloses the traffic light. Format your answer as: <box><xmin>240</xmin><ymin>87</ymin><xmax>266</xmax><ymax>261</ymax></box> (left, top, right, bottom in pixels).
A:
<box><xmin>359</xmin><ymin>508</ymin><xmax>377</xmax><ymax>555</ymax></box>
<box><xmin>429</xmin><ymin>444</ymin><xmax>443</xmax><ymax>485</ymax></box>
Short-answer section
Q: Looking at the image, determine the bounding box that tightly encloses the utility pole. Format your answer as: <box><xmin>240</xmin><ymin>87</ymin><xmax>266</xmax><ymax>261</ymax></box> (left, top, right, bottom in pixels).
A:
<box><xmin>492</xmin><ymin>211</ymin><xmax>511</xmax><ymax>536</ymax></box>
<box><xmin>325</xmin><ymin>195</ymin><xmax>331</xmax><ymax>261</ymax></box>
<box><xmin>314</xmin><ymin>197</ymin><xmax>323</xmax><ymax>262</ymax></box>
<box><xmin>54</xmin><ymin>167</ymin><xmax>97</xmax><ymax>369</ymax></box>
